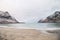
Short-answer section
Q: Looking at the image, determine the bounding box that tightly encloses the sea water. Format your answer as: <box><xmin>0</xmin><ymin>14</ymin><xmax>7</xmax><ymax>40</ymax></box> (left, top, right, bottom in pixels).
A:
<box><xmin>0</xmin><ymin>23</ymin><xmax>60</xmax><ymax>30</ymax></box>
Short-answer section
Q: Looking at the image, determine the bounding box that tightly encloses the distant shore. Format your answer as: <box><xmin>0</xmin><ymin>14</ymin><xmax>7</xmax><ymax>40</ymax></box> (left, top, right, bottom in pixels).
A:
<box><xmin>0</xmin><ymin>27</ymin><xmax>58</xmax><ymax>40</ymax></box>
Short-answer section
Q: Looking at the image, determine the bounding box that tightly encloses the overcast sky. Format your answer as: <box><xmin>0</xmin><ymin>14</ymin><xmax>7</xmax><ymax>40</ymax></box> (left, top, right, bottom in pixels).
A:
<box><xmin>0</xmin><ymin>0</ymin><xmax>60</xmax><ymax>23</ymax></box>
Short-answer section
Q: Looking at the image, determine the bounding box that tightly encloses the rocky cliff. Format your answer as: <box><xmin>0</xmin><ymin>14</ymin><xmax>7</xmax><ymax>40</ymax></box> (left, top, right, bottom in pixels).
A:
<box><xmin>0</xmin><ymin>11</ymin><xmax>19</xmax><ymax>24</ymax></box>
<box><xmin>38</xmin><ymin>11</ymin><xmax>60</xmax><ymax>23</ymax></box>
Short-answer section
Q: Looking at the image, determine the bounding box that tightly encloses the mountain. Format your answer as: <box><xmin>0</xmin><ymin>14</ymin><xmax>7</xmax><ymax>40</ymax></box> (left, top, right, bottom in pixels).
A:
<box><xmin>38</xmin><ymin>11</ymin><xmax>60</xmax><ymax>23</ymax></box>
<box><xmin>0</xmin><ymin>11</ymin><xmax>19</xmax><ymax>24</ymax></box>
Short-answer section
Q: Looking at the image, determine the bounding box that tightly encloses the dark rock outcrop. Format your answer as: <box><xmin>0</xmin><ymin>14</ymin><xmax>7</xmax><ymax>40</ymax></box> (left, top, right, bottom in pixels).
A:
<box><xmin>0</xmin><ymin>11</ymin><xmax>19</xmax><ymax>24</ymax></box>
<box><xmin>38</xmin><ymin>11</ymin><xmax>60</xmax><ymax>23</ymax></box>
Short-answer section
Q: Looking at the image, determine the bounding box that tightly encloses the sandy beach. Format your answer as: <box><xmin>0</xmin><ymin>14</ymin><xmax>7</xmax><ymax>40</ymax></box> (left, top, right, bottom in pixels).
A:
<box><xmin>0</xmin><ymin>27</ymin><xmax>58</xmax><ymax>40</ymax></box>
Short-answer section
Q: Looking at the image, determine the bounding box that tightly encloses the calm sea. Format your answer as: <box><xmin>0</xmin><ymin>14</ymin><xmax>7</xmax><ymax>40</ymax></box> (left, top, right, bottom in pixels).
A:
<box><xmin>0</xmin><ymin>23</ymin><xmax>60</xmax><ymax>30</ymax></box>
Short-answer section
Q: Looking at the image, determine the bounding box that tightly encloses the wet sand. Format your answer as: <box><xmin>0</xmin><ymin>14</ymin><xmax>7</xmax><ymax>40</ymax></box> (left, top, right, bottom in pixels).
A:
<box><xmin>0</xmin><ymin>27</ymin><xmax>58</xmax><ymax>40</ymax></box>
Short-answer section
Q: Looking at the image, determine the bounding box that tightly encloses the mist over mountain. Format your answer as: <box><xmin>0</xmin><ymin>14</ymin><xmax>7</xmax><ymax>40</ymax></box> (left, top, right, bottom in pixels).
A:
<box><xmin>0</xmin><ymin>0</ymin><xmax>60</xmax><ymax>23</ymax></box>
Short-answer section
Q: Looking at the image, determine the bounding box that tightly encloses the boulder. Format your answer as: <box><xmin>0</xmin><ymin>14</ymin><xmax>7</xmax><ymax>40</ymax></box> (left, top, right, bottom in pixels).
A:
<box><xmin>0</xmin><ymin>11</ymin><xmax>19</xmax><ymax>24</ymax></box>
<box><xmin>38</xmin><ymin>11</ymin><xmax>60</xmax><ymax>23</ymax></box>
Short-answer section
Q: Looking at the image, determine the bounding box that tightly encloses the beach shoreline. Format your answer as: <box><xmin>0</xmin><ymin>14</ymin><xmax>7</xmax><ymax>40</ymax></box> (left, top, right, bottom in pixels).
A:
<box><xmin>0</xmin><ymin>27</ymin><xmax>58</xmax><ymax>40</ymax></box>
